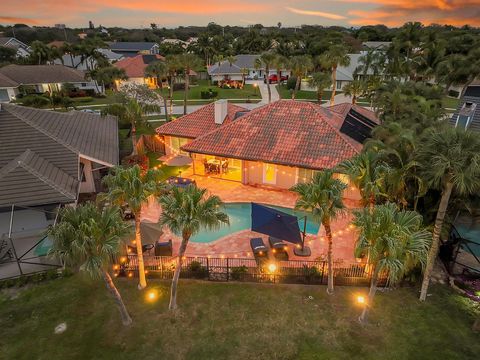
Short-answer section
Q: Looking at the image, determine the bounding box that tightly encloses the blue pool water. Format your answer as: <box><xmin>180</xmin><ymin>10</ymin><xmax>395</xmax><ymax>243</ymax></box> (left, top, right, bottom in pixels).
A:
<box><xmin>190</xmin><ymin>202</ymin><xmax>320</xmax><ymax>243</ymax></box>
<box><xmin>455</xmin><ymin>224</ymin><xmax>480</xmax><ymax>257</ymax></box>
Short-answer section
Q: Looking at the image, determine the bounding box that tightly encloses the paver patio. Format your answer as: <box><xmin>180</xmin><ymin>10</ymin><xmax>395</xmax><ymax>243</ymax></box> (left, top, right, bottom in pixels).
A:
<box><xmin>141</xmin><ymin>172</ymin><xmax>362</xmax><ymax>262</ymax></box>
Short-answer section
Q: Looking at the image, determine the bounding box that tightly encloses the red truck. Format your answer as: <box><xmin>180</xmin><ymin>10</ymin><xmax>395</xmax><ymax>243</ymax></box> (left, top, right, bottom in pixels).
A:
<box><xmin>265</xmin><ymin>74</ymin><xmax>289</xmax><ymax>84</ymax></box>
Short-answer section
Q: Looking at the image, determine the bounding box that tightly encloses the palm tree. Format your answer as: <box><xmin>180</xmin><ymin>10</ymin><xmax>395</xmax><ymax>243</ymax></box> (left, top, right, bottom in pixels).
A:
<box><xmin>145</xmin><ymin>61</ymin><xmax>171</xmax><ymax>121</ymax></box>
<box><xmin>255</xmin><ymin>52</ymin><xmax>276</xmax><ymax>103</ymax></box>
<box><xmin>308</xmin><ymin>72</ymin><xmax>331</xmax><ymax>104</ymax></box>
<box><xmin>273</xmin><ymin>54</ymin><xmax>288</xmax><ymax>84</ymax></box>
<box><xmin>418</xmin><ymin>127</ymin><xmax>480</xmax><ymax>301</ymax></box>
<box><xmin>29</xmin><ymin>41</ymin><xmax>52</xmax><ymax>65</ymax></box>
<box><xmin>90</xmin><ymin>66</ymin><xmax>127</xmax><ymax>92</ymax></box>
<box><xmin>101</xmin><ymin>165</ymin><xmax>166</xmax><ymax>289</ymax></box>
<box><xmin>176</xmin><ymin>53</ymin><xmax>202</xmax><ymax>115</ymax></box>
<box><xmin>159</xmin><ymin>185</ymin><xmax>229</xmax><ymax>310</ymax></box>
<box><xmin>318</xmin><ymin>45</ymin><xmax>350</xmax><ymax>105</ymax></box>
<box><xmin>337</xmin><ymin>151</ymin><xmax>385</xmax><ymax>209</ymax></box>
<box><xmin>289</xmin><ymin>55</ymin><xmax>313</xmax><ymax>100</ymax></box>
<box><xmin>342</xmin><ymin>80</ymin><xmax>365</xmax><ymax>105</ymax></box>
<box><xmin>353</xmin><ymin>203</ymin><xmax>430</xmax><ymax>323</ymax></box>
<box><xmin>102</xmin><ymin>98</ymin><xmax>157</xmax><ymax>155</ymax></box>
<box><xmin>291</xmin><ymin>171</ymin><xmax>347</xmax><ymax>294</ymax></box>
<box><xmin>48</xmin><ymin>203</ymin><xmax>132</xmax><ymax>325</ymax></box>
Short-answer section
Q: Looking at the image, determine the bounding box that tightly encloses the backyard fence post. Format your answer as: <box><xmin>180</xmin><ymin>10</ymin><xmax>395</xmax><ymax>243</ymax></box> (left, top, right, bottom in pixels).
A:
<box><xmin>226</xmin><ymin>258</ymin><xmax>229</xmax><ymax>281</ymax></box>
<box><xmin>321</xmin><ymin>261</ymin><xmax>326</xmax><ymax>285</ymax></box>
<box><xmin>207</xmin><ymin>257</ymin><xmax>210</xmax><ymax>280</ymax></box>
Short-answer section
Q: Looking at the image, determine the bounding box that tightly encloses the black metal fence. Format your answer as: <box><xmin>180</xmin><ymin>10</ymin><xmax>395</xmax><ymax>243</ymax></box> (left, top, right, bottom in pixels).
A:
<box><xmin>121</xmin><ymin>255</ymin><xmax>386</xmax><ymax>286</ymax></box>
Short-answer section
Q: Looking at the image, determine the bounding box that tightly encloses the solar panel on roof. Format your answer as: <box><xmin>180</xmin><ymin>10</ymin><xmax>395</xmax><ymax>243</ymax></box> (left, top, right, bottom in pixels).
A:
<box><xmin>233</xmin><ymin>110</ymin><xmax>250</xmax><ymax>120</ymax></box>
<box><xmin>339</xmin><ymin>109</ymin><xmax>376</xmax><ymax>143</ymax></box>
<box><xmin>349</xmin><ymin>108</ymin><xmax>377</xmax><ymax>127</ymax></box>
<box><xmin>464</xmin><ymin>86</ymin><xmax>480</xmax><ymax>98</ymax></box>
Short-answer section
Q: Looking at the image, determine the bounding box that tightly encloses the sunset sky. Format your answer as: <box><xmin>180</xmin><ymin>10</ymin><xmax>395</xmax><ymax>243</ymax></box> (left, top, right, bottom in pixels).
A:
<box><xmin>1</xmin><ymin>0</ymin><xmax>479</xmax><ymax>28</ymax></box>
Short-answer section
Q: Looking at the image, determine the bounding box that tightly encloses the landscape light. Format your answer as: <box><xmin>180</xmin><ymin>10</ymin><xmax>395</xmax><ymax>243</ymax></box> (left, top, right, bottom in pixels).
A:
<box><xmin>356</xmin><ymin>295</ymin><xmax>366</xmax><ymax>305</ymax></box>
<box><xmin>146</xmin><ymin>290</ymin><xmax>158</xmax><ymax>302</ymax></box>
<box><xmin>268</xmin><ymin>263</ymin><xmax>277</xmax><ymax>273</ymax></box>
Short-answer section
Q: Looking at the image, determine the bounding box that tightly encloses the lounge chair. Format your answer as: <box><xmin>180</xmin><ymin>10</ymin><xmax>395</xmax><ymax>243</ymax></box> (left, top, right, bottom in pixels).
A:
<box><xmin>250</xmin><ymin>237</ymin><xmax>268</xmax><ymax>257</ymax></box>
<box><xmin>155</xmin><ymin>239</ymin><xmax>173</xmax><ymax>256</ymax></box>
<box><xmin>268</xmin><ymin>236</ymin><xmax>289</xmax><ymax>260</ymax></box>
<box><xmin>127</xmin><ymin>243</ymin><xmax>155</xmax><ymax>255</ymax></box>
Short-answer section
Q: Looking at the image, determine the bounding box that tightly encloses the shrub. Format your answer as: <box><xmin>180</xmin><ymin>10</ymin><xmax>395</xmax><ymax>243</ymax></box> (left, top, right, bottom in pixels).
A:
<box><xmin>21</xmin><ymin>95</ymin><xmax>50</xmax><ymax>108</ymax></box>
<box><xmin>121</xmin><ymin>154</ymin><xmax>149</xmax><ymax>171</ymax></box>
<box><xmin>173</xmin><ymin>83</ymin><xmax>186</xmax><ymax>91</ymax></box>
<box><xmin>286</xmin><ymin>76</ymin><xmax>297</xmax><ymax>90</ymax></box>
<box><xmin>200</xmin><ymin>89</ymin><xmax>218</xmax><ymax>99</ymax></box>
<box><xmin>230</xmin><ymin>266</ymin><xmax>248</xmax><ymax>280</ymax></box>
<box><xmin>187</xmin><ymin>261</ymin><xmax>209</xmax><ymax>279</ymax></box>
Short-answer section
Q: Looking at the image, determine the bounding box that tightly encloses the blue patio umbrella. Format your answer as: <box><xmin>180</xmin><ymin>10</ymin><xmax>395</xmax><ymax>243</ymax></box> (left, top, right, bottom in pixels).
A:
<box><xmin>250</xmin><ymin>203</ymin><xmax>303</xmax><ymax>245</ymax></box>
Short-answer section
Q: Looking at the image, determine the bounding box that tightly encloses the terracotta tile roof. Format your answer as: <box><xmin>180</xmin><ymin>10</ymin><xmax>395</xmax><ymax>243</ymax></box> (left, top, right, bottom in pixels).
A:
<box><xmin>114</xmin><ymin>54</ymin><xmax>165</xmax><ymax>78</ymax></box>
<box><xmin>182</xmin><ymin>100</ymin><xmax>362</xmax><ymax>170</ymax></box>
<box><xmin>155</xmin><ymin>102</ymin><xmax>248</xmax><ymax>139</ymax></box>
<box><xmin>328</xmin><ymin>103</ymin><xmax>380</xmax><ymax>125</ymax></box>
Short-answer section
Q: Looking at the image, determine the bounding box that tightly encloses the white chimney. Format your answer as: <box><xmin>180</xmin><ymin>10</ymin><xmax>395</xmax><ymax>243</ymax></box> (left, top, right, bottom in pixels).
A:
<box><xmin>214</xmin><ymin>99</ymin><xmax>228</xmax><ymax>125</ymax></box>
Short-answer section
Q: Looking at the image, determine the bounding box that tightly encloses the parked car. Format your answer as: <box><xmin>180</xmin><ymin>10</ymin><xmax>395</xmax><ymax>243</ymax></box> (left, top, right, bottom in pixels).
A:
<box><xmin>265</xmin><ymin>74</ymin><xmax>289</xmax><ymax>84</ymax></box>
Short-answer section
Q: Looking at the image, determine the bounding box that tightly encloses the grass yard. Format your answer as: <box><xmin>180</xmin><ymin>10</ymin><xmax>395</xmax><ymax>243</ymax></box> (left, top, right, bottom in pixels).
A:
<box><xmin>442</xmin><ymin>96</ymin><xmax>460</xmax><ymax>110</ymax></box>
<box><xmin>159</xmin><ymin>80</ymin><xmax>262</xmax><ymax>101</ymax></box>
<box><xmin>276</xmin><ymin>85</ymin><xmax>336</xmax><ymax>103</ymax></box>
<box><xmin>0</xmin><ymin>276</ymin><xmax>478</xmax><ymax>360</ymax></box>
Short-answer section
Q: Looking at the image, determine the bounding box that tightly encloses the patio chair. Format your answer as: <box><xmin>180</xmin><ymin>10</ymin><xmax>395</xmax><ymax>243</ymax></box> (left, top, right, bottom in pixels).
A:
<box><xmin>268</xmin><ymin>236</ymin><xmax>289</xmax><ymax>260</ymax></box>
<box><xmin>250</xmin><ymin>237</ymin><xmax>268</xmax><ymax>257</ymax></box>
<box><xmin>155</xmin><ymin>239</ymin><xmax>173</xmax><ymax>256</ymax></box>
<box><xmin>127</xmin><ymin>243</ymin><xmax>155</xmax><ymax>255</ymax></box>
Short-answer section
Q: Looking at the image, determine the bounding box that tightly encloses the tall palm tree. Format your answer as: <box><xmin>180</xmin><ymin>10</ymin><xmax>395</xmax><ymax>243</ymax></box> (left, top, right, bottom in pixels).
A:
<box><xmin>255</xmin><ymin>52</ymin><xmax>276</xmax><ymax>103</ymax></box>
<box><xmin>318</xmin><ymin>45</ymin><xmax>350</xmax><ymax>105</ymax></box>
<box><xmin>308</xmin><ymin>71</ymin><xmax>331</xmax><ymax>104</ymax></box>
<box><xmin>145</xmin><ymin>61</ymin><xmax>171</xmax><ymax>121</ymax></box>
<box><xmin>29</xmin><ymin>41</ymin><xmax>52</xmax><ymax>65</ymax></box>
<box><xmin>342</xmin><ymin>80</ymin><xmax>365</xmax><ymax>105</ymax></box>
<box><xmin>418</xmin><ymin>127</ymin><xmax>480</xmax><ymax>301</ymax></box>
<box><xmin>48</xmin><ymin>203</ymin><xmax>132</xmax><ymax>325</ymax></box>
<box><xmin>102</xmin><ymin>98</ymin><xmax>157</xmax><ymax>155</ymax></box>
<box><xmin>289</xmin><ymin>55</ymin><xmax>313</xmax><ymax>100</ymax></box>
<box><xmin>159</xmin><ymin>185</ymin><xmax>229</xmax><ymax>310</ymax></box>
<box><xmin>337</xmin><ymin>151</ymin><xmax>385</xmax><ymax>209</ymax></box>
<box><xmin>353</xmin><ymin>203</ymin><xmax>430</xmax><ymax>323</ymax></box>
<box><xmin>273</xmin><ymin>54</ymin><xmax>288</xmax><ymax>84</ymax></box>
<box><xmin>291</xmin><ymin>171</ymin><xmax>347</xmax><ymax>294</ymax></box>
<box><xmin>176</xmin><ymin>53</ymin><xmax>202</xmax><ymax>115</ymax></box>
<box><xmin>100</xmin><ymin>165</ymin><xmax>166</xmax><ymax>289</ymax></box>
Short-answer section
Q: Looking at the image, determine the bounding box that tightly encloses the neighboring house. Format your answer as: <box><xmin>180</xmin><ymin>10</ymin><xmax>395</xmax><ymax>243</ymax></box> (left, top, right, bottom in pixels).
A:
<box><xmin>113</xmin><ymin>54</ymin><xmax>165</xmax><ymax>88</ymax></box>
<box><xmin>450</xmin><ymin>85</ymin><xmax>480</xmax><ymax>132</ymax></box>
<box><xmin>53</xmin><ymin>54</ymin><xmax>98</xmax><ymax>71</ymax></box>
<box><xmin>0</xmin><ymin>103</ymin><xmax>119</xmax><ymax>207</ymax></box>
<box><xmin>334</xmin><ymin>52</ymin><xmax>388</xmax><ymax>91</ymax></box>
<box><xmin>156</xmin><ymin>100</ymin><xmax>378</xmax><ymax>199</ymax></box>
<box><xmin>0</xmin><ymin>64</ymin><xmax>102</xmax><ymax>102</ymax></box>
<box><xmin>161</xmin><ymin>38</ymin><xmax>188</xmax><ymax>48</ymax></box>
<box><xmin>108</xmin><ymin>42</ymin><xmax>160</xmax><ymax>57</ymax></box>
<box><xmin>208</xmin><ymin>54</ymin><xmax>291</xmax><ymax>82</ymax></box>
<box><xmin>96</xmin><ymin>48</ymin><xmax>124</xmax><ymax>63</ymax></box>
<box><xmin>0</xmin><ymin>37</ymin><xmax>31</xmax><ymax>58</ymax></box>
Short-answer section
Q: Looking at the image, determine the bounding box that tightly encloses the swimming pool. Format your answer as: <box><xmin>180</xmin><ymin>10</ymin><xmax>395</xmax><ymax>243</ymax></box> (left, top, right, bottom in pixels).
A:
<box><xmin>190</xmin><ymin>202</ymin><xmax>320</xmax><ymax>243</ymax></box>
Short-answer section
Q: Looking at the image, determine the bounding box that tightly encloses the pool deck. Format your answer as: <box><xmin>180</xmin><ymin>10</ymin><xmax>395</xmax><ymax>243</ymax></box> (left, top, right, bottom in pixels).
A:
<box><xmin>141</xmin><ymin>174</ymin><xmax>361</xmax><ymax>262</ymax></box>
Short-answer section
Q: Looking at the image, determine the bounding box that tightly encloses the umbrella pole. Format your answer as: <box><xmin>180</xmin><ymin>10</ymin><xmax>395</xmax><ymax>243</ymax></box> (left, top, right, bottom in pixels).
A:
<box><xmin>302</xmin><ymin>216</ymin><xmax>307</xmax><ymax>250</ymax></box>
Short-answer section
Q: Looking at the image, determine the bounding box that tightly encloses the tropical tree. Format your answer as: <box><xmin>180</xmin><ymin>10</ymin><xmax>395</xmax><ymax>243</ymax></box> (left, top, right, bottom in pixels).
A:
<box><xmin>273</xmin><ymin>54</ymin><xmax>288</xmax><ymax>83</ymax></box>
<box><xmin>47</xmin><ymin>203</ymin><xmax>132</xmax><ymax>325</ymax></box>
<box><xmin>29</xmin><ymin>41</ymin><xmax>53</xmax><ymax>65</ymax></box>
<box><xmin>100</xmin><ymin>165</ymin><xmax>166</xmax><ymax>289</ymax></box>
<box><xmin>289</xmin><ymin>55</ymin><xmax>313</xmax><ymax>99</ymax></box>
<box><xmin>175</xmin><ymin>53</ymin><xmax>202</xmax><ymax>115</ymax></box>
<box><xmin>418</xmin><ymin>127</ymin><xmax>480</xmax><ymax>301</ymax></box>
<box><xmin>342</xmin><ymin>80</ymin><xmax>365</xmax><ymax>105</ymax></box>
<box><xmin>159</xmin><ymin>185</ymin><xmax>229</xmax><ymax>310</ymax></box>
<box><xmin>353</xmin><ymin>203</ymin><xmax>430</xmax><ymax>323</ymax></box>
<box><xmin>255</xmin><ymin>51</ymin><xmax>276</xmax><ymax>103</ymax></box>
<box><xmin>337</xmin><ymin>151</ymin><xmax>385</xmax><ymax>209</ymax></box>
<box><xmin>308</xmin><ymin>71</ymin><xmax>331</xmax><ymax>104</ymax></box>
<box><xmin>90</xmin><ymin>66</ymin><xmax>127</xmax><ymax>92</ymax></box>
<box><xmin>318</xmin><ymin>45</ymin><xmax>350</xmax><ymax>105</ymax></box>
<box><xmin>291</xmin><ymin>170</ymin><xmax>347</xmax><ymax>294</ymax></box>
<box><xmin>145</xmin><ymin>61</ymin><xmax>171</xmax><ymax>121</ymax></box>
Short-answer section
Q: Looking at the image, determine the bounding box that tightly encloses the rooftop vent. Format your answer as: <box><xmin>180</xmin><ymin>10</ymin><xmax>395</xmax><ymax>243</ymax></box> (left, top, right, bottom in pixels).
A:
<box><xmin>214</xmin><ymin>99</ymin><xmax>228</xmax><ymax>125</ymax></box>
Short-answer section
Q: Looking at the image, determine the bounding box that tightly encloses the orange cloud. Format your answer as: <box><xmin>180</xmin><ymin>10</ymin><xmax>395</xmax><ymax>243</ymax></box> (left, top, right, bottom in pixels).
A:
<box><xmin>346</xmin><ymin>0</ymin><xmax>480</xmax><ymax>26</ymax></box>
<box><xmin>285</xmin><ymin>6</ymin><xmax>347</xmax><ymax>20</ymax></box>
<box><xmin>0</xmin><ymin>16</ymin><xmax>38</xmax><ymax>25</ymax></box>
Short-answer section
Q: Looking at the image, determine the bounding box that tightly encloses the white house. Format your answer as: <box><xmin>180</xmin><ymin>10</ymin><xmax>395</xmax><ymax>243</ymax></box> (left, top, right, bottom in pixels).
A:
<box><xmin>0</xmin><ymin>37</ymin><xmax>31</xmax><ymax>58</ymax></box>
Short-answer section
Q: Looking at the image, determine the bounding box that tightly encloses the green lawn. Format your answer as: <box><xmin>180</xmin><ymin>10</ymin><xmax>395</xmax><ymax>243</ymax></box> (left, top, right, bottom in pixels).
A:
<box><xmin>442</xmin><ymin>96</ymin><xmax>460</xmax><ymax>110</ymax></box>
<box><xmin>159</xmin><ymin>80</ymin><xmax>261</xmax><ymax>101</ymax></box>
<box><xmin>1</xmin><ymin>276</ymin><xmax>478</xmax><ymax>359</ymax></box>
<box><xmin>276</xmin><ymin>85</ymin><xmax>337</xmax><ymax>103</ymax></box>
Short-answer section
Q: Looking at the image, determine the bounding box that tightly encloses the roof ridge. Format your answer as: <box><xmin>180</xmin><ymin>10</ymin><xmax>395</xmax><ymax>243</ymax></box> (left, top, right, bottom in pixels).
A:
<box><xmin>306</xmin><ymin>102</ymin><xmax>360</xmax><ymax>154</ymax></box>
<box><xmin>3</xmin><ymin>104</ymin><xmax>80</xmax><ymax>155</ymax></box>
<box><xmin>18</xmin><ymin>150</ymin><xmax>77</xmax><ymax>199</ymax></box>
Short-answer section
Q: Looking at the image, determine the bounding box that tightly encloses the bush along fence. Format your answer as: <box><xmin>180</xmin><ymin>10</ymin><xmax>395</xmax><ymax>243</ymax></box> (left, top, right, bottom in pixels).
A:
<box><xmin>118</xmin><ymin>255</ymin><xmax>387</xmax><ymax>287</ymax></box>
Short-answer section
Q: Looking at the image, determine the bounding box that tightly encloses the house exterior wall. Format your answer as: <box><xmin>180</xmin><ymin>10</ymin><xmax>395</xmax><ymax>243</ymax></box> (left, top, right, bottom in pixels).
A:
<box><xmin>164</xmin><ymin>136</ymin><xmax>191</xmax><ymax>155</ymax></box>
<box><xmin>79</xmin><ymin>158</ymin><xmax>96</xmax><ymax>193</ymax></box>
<box><xmin>211</xmin><ymin>74</ymin><xmax>243</xmax><ymax>82</ymax></box>
<box><xmin>0</xmin><ymin>87</ymin><xmax>19</xmax><ymax>102</ymax></box>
